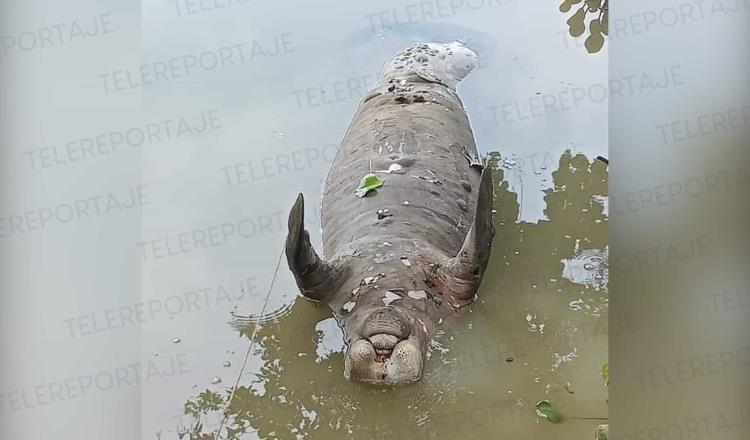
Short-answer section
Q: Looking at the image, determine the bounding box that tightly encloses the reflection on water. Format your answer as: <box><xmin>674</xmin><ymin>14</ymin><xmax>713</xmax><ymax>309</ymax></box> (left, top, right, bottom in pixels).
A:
<box><xmin>180</xmin><ymin>151</ymin><xmax>608</xmax><ymax>440</ymax></box>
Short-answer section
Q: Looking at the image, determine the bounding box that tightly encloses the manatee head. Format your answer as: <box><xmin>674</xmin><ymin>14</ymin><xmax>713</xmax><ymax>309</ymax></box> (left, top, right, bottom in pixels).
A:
<box><xmin>342</xmin><ymin>304</ymin><xmax>428</xmax><ymax>385</ymax></box>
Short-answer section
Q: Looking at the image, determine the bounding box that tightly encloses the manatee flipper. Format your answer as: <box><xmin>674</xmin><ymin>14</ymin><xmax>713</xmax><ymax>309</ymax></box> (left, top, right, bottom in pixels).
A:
<box><xmin>286</xmin><ymin>193</ymin><xmax>340</xmax><ymax>303</ymax></box>
<box><xmin>443</xmin><ymin>167</ymin><xmax>495</xmax><ymax>303</ymax></box>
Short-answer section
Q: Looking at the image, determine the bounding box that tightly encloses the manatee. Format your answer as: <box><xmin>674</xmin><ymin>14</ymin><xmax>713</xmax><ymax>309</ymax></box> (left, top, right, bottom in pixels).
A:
<box><xmin>286</xmin><ymin>42</ymin><xmax>494</xmax><ymax>385</ymax></box>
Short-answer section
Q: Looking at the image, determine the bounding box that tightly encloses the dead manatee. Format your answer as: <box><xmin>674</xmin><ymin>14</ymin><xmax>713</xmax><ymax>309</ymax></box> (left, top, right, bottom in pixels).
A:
<box><xmin>286</xmin><ymin>42</ymin><xmax>494</xmax><ymax>385</ymax></box>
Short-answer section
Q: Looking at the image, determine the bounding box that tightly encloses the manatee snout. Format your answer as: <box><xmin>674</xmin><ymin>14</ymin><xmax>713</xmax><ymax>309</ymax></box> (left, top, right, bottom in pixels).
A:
<box><xmin>344</xmin><ymin>337</ymin><xmax>423</xmax><ymax>385</ymax></box>
<box><xmin>362</xmin><ymin>307</ymin><xmax>411</xmax><ymax>339</ymax></box>
<box><xmin>344</xmin><ymin>307</ymin><xmax>424</xmax><ymax>385</ymax></box>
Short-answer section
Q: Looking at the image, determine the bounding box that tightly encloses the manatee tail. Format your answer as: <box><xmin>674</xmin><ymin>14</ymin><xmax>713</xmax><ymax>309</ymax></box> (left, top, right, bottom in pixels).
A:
<box><xmin>378</xmin><ymin>41</ymin><xmax>478</xmax><ymax>89</ymax></box>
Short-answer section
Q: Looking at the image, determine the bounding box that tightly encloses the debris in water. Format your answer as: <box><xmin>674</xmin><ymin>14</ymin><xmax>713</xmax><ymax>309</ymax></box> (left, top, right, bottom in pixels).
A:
<box><xmin>535</xmin><ymin>400</ymin><xmax>564</xmax><ymax>423</ymax></box>
<box><xmin>400</xmin><ymin>256</ymin><xmax>412</xmax><ymax>267</ymax></box>
<box><xmin>223</xmin><ymin>361</ymin><xmax>231</xmax><ymax>368</ymax></box>
<box><xmin>595</xmin><ymin>424</ymin><xmax>608</xmax><ymax>440</ymax></box>
<box><xmin>569</xmin><ymin>298</ymin><xmax>586</xmax><ymax>311</ymax></box>
<box><xmin>211</xmin><ymin>377</ymin><xmax>222</xmax><ymax>385</ymax></box>
<box><xmin>564</xmin><ymin>382</ymin><xmax>574</xmax><ymax>394</ymax></box>
<box><xmin>172</xmin><ymin>338</ymin><xmax>181</xmax><ymax>344</ymax></box>
<box><xmin>502</xmin><ymin>158</ymin><xmax>517</xmax><ymax>169</ymax></box>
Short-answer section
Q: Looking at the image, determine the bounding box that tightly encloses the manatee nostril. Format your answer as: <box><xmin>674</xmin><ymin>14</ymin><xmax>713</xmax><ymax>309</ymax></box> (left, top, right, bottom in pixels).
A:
<box><xmin>363</xmin><ymin>307</ymin><xmax>411</xmax><ymax>339</ymax></box>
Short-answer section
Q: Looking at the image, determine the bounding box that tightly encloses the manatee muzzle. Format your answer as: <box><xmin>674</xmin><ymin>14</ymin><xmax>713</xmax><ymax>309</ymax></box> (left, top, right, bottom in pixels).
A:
<box><xmin>345</xmin><ymin>307</ymin><xmax>423</xmax><ymax>384</ymax></box>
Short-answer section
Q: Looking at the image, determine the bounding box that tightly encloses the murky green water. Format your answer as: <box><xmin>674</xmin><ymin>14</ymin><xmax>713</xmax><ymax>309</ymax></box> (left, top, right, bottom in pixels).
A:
<box><xmin>178</xmin><ymin>152</ymin><xmax>608</xmax><ymax>439</ymax></box>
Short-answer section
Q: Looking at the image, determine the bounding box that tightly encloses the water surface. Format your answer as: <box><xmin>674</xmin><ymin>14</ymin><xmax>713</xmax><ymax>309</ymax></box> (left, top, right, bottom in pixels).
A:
<box><xmin>175</xmin><ymin>152</ymin><xmax>608</xmax><ymax>439</ymax></box>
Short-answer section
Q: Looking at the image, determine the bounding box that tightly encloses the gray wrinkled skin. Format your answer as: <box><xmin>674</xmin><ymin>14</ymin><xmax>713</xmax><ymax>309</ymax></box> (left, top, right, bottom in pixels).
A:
<box><xmin>286</xmin><ymin>43</ymin><xmax>494</xmax><ymax>385</ymax></box>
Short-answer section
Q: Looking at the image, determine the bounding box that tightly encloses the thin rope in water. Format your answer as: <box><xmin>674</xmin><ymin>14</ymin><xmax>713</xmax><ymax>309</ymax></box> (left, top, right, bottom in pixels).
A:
<box><xmin>214</xmin><ymin>243</ymin><xmax>286</xmax><ymax>439</ymax></box>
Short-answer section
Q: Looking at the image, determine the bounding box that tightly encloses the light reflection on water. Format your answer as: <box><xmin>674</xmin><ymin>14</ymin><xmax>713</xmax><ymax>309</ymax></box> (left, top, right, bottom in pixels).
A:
<box><xmin>178</xmin><ymin>151</ymin><xmax>608</xmax><ymax>439</ymax></box>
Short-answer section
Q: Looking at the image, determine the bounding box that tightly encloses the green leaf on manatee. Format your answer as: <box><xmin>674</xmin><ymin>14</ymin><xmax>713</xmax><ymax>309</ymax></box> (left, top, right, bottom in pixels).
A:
<box><xmin>601</xmin><ymin>362</ymin><xmax>609</xmax><ymax>385</ymax></box>
<box><xmin>595</xmin><ymin>424</ymin><xmax>609</xmax><ymax>440</ymax></box>
<box><xmin>354</xmin><ymin>174</ymin><xmax>384</xmax><ymax>198</ymax></box>
<box><xmin>535</xmin><ymin>400</ymin><xmax>564</xmax><ymax>423</ymax></box>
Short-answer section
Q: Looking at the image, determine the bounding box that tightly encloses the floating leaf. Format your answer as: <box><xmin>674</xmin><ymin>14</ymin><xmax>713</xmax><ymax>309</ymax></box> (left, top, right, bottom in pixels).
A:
<box><xmin>354</xmin><ymin>174</ymin><xmax>384</xmax><ymax>198</ymax></box>
<box><xmin>535</xmin><ymin>400</ymin><xmax>564</xmax><ymax>423</ymax></box>
<box><xmin>595</xmin><ymin>424</ymin><xmax>609</xmax><ymax>440</ymax></box>
<box><xmin>601</xmin><ymin>362</ymin><xmax>609</xmax><ymax>385</ymax></box>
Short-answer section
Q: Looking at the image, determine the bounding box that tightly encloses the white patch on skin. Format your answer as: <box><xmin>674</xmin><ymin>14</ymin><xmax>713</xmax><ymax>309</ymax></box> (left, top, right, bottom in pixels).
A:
<box><xmin>418</xmin><ymin>318</ymin><xmax>428</xmax><ymax>335</ymax></box>
<box><xmin>351</xmin><ymin>288</ymin><xmax>360</xmax><ymax>296</ymax></box>
<box><xmin>400</xmin><ymin>257</ymin><xmax>412</xmax><ymax>267</ymax></box>
<box><xmin>362</xmin><ymin>273</ymin><xmax>386</xmax><ymax>286</ymax></box>
<box><xmin>383</xmin><ymin>291</ymin><xmax>402</xmax><ymax>306</ymax></box>
<box><xmin>377</xmin><ymin>163</ymin><xmax>405</xmax><ymax>174</ymax></box>
<box><xmin>343</xmin><ymin>301</ymin><xmax>356</xmax><ymax>312</ymax></box>
<box><xmin>407</xmin><ymin>290</ymin><xmax>428</xmax><ymax>300</ymax></box>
